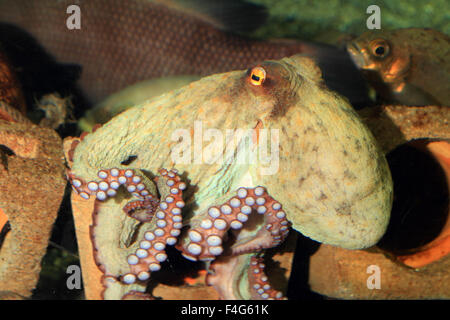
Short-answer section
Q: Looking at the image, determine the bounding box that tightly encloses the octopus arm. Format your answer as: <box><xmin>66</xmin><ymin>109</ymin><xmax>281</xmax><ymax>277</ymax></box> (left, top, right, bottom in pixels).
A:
<box><xmin>178</xmin><ymin>186</ymin><xmax>290</xmax><ymax>261</ymax></box>
<box><xmin>79</xmin><ymin>168</ymin><xmax>186</xmax><ymax>299</ymax></box>
<box><xmin>207</xmin><ymin>253</ymin><xmax>285</xmax><ymax>300</ymax></box>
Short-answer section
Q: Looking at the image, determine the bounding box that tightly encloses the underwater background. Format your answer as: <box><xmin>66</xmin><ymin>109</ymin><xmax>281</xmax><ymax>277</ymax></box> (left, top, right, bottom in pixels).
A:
<box><xmin>0</xmin><ymin>0</ymin><xmax>447</xmax><ymax>300</ymax></box>
<box><xmin>250</xmin><ymin>0</ymin><xmax>449</xmax><ymax>41</ymax></box>
<box><xmin>34</xmin><ymin>0</ymin><xmax>450</xmax><ymax>299</ymax></box>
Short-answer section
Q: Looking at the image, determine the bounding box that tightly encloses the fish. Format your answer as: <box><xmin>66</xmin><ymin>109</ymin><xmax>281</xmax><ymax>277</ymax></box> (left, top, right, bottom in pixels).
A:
<box><xmin>347</xmin><ymin>28</ymin><xmax>450</xmax><ymax>106</ymax></box>
<box><xmin>0</xmin><ymin>0</ymin><xmax>369</xmax><ymax>107</ymax></box>
<box><xmin>153</xmin><ymin>0</ymin><xmax>270</xmax><ymax>33</ymax></box>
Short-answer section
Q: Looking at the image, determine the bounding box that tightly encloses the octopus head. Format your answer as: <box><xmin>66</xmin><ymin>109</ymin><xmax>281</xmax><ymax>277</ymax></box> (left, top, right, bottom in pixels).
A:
<box><xmin>247</xmin><ymin>55</ymin><xmax>393</xmax><ymax>250</ymax></box>
<box><xmin>179</xmin><ymin>54</ymin><xmax>392</xmax><ymax>253</ymax></box>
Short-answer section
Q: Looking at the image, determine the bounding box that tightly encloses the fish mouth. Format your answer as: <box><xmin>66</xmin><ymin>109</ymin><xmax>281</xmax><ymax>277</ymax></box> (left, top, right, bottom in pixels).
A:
<box><xmin>346</xmin><ymin>42</ymin><xmax>368</xmax><ymax>69</ymax></box>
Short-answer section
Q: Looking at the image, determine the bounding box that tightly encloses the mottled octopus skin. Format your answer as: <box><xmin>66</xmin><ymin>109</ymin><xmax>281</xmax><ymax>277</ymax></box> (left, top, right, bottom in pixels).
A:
<box><xmin>0</xmin><ymin>0</ymin><xmax>366</xmax><ymax>105</ymax></box>
<box><xmin>67</xmin><ymin>55</ymin><xmax>392</xmax><ymax>299</ymax></box>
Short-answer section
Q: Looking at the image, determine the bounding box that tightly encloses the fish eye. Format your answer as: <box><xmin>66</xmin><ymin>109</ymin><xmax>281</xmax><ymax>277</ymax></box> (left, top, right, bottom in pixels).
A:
<box><xmin>370</xmin><ymin>39</ymin><xmax>390</xmax><ymax>58</ymax></box>
<box><xmin>249</xmin><ymin>67</ymin><xmax>266</xmax><ymax>86</ymax></box>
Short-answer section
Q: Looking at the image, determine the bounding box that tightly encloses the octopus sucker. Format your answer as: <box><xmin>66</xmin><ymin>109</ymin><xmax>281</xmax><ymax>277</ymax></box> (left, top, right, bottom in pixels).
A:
<box><xmin>179</xmin><ymin>187</ymin><xmax>290</xmax><ymax>261</ymax></box>
<box><xmin>248</xmin><ymin>256</ymin><xmax>285</xmax><ymax>300</ymax></box>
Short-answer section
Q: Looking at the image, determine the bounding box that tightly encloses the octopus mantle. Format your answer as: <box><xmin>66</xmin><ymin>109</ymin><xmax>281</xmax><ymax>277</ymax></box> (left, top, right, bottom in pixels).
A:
<box><xmin>65</xmin><ymin>55</ymin><xmax>393</xmax><ymax>299</ymax></box>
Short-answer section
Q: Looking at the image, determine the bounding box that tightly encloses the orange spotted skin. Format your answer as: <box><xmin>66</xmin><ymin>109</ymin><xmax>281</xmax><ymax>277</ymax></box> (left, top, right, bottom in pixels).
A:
<box><xmin>0</xmin><ymin>0</ymin><xmax>323</xmax><ymax>105</ymax></box>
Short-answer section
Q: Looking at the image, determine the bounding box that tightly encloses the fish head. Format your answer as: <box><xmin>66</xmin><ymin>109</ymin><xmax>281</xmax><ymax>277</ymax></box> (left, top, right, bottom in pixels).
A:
<box><xmin>347</xmin><ymin>30</ymin><xmax>411</xmax><ymax>84</ymax></box>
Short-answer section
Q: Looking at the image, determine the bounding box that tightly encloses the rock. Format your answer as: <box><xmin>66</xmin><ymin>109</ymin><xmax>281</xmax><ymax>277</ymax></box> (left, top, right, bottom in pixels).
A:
<box><xmin>0</xmin><ymin>120</ymin><xmax>66</xmax><ymax>299</ymax></box>
<box><xmin>309</xmin><ymin>244</ymin><xmax>450</xmax><ymax>299</ymax></box>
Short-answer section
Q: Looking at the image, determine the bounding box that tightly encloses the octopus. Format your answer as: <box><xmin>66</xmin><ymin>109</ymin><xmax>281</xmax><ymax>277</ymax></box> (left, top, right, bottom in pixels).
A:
<box><xmin>65</xmin><ymin>55</ymin><xmax>393</xmax><ymax>300</ymax></box>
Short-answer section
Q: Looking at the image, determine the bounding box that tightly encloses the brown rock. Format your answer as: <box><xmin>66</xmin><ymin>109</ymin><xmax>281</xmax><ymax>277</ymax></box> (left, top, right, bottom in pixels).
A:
<box><xmin>309</xmin><ymin>244</ymin><xmax>450</xmax><ymax>299</ymax></box>
<box><xmin>0</xmin><ymin>120</ymin><xmax>66</xmax><ymax>299</ymax></box>
<box><xmin>68</xmin><ymin>191</ymin><xmax>102</xmax><ymax>300</ymax></box>
<box><xmin>357</xmin><ymin>105</ymin><xmax>450</xmax><ymax>154</ymax></box>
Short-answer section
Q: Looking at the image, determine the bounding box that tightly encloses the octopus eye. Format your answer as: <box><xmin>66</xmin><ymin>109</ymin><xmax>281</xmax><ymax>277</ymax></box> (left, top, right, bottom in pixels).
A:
<box><xmin>369</xmin><ymin>39</ymin><xmax>390</xmax><ymax>58</ymax></box>
<box><xmin>249</xmin><ymin>67</ymin><xmax>266</xmax><ymax>86</ymax></box>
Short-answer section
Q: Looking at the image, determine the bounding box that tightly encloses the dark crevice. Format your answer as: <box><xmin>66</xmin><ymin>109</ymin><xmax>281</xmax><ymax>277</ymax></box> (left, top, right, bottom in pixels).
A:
<box><xmin>121</xmin><ymin>155</ymin><xmax>138</xmax><ymax>166</ymax></box>
<box><xmin>0</xmin><ymin>221</ymin><xmax>11</xmax><ymax>250</ymax></box>
<box><xmin>377</xmin><ymin>141</ymin><xmax>449</xmax><ymax>254</ymax></box>
<box><xmin>0</xmin><ymin>145</ymin><xmax>15</xmax><ymax>169</ymax></box>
